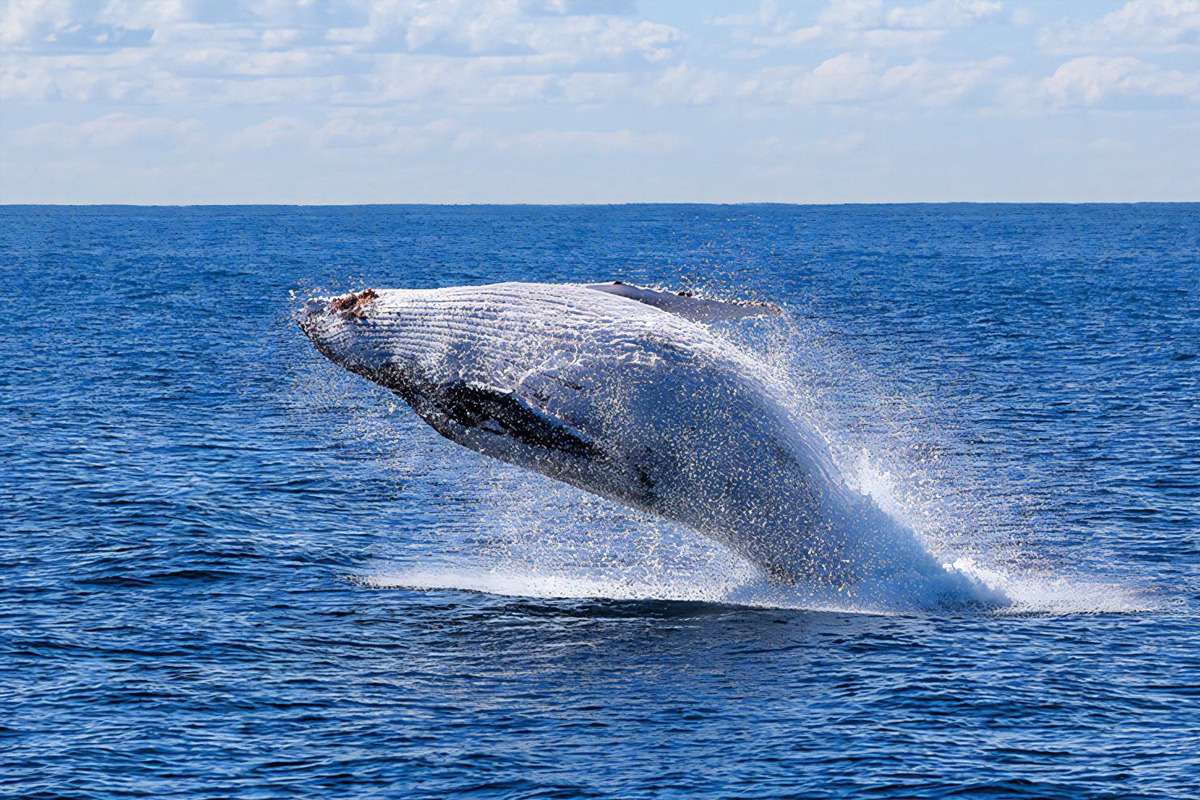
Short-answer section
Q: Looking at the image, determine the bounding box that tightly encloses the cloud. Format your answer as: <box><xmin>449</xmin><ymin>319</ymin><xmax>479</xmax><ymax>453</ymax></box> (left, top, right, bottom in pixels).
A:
<box><xmin>746</xmin><ymin>130</ymin><xmax>868</xmax><ymax>160</ymax></box>
<box><xmin>223</xmin><ymin>115</ymin><xmax>310</xmax><ymax>150</ymax></box>
<box><xmin>746</xmin><ymin>52</ymin><xmax>1011</xmax><ymax>106</ymax></box>
<box><xmin>327</xmin><ymin>0</ymin><xmax>682</xmax><ymax>65</ymax></box>
<box><xmin>519</xmin><ymin>0</ymin><xmax>638</xmax><ymax>15</ymax></box>
<box><xmin>1039</xmin><ymin>0</ymin><xmax>1200</xmax><ymax>54</ymax></box>
<box><xmin>0</xmin><ymin>49</ymin><xmax>190</xmax><ymax>103</ymax></box>
<box><xmin>0</xmin><ymin>0</ymin><xmax>685</xmax><ymax>109</ymax></box>
<box><xmin>556</xmin><ymin>70</ymin><xmax>633</xmax><ymax>102</ymax></box>
<box><xmin>223</xmin><ymin>114</ymin><xmax>460</xmax><ymax>153</ymax></box>
<box><xmin>882</xmin><ymin>0</ymin><xmax>1004</xmax><ymax>29</ymax></box>
<box><xmin>647</xmin><ymin>61</ymin><xmax>735</xmax><ymax>105</ymax></box>
<box><xmin>456</xmin><ymin>127</ymin><xmax>680</xmax><ymax>155</ymax></box>
<box><xmin>2</xmin><ymin>0</ymin><xmax>75</xmax><ymax>48</ymax></box>
<box><xmin>318</xmin><ymin>116</ymin><xmax>458</xmax><ymax>152</ymax></box>
<box><xmin>0</xmin><ymin>0</ymin><xmax>157</xmax><ymax>52</ymax></box>
<box><xmin>12</xmin><ymin>112</ymin><xmax>200</xmax><ymax>148</ymax></box>
<box><xmin>826</xmin><ymin>130</ymin><xmax>868</xmax><ymax>151</ymax></box>
<box><xmin>715</xmin><ymin>0</ymin><xmax>1003</xmax><ymax>51</ymax></box>
<box><xmin>3</xmin><ymin>0</ymin><xmax>1199</xmax><ymax>204</ymax></box>
<box><xmin>1039</xmin><ymin>55</ymin><xmax>1200</xmax><ymax>106</ymax></box>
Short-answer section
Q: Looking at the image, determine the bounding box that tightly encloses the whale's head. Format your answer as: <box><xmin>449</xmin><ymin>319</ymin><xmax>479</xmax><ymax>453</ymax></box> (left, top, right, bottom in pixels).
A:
<box><xmin>298</xmin><ymin>288</ymin><xmax>399</xmax><ymax>380</ymax></box>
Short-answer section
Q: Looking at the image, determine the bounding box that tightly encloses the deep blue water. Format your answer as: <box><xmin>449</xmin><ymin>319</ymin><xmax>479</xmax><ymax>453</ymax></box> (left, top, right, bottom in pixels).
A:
<box><xmin>3</xmin><ymin>204</ymin><xmax>1199</xmax><ymax>799</ymax></box>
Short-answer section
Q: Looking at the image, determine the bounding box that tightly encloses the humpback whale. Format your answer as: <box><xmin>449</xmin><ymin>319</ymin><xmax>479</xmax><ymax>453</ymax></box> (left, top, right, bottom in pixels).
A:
<box><xmin>299</xmin><ymin>281</ymin><xmax>996</xmax><ymax>604</ymax></box>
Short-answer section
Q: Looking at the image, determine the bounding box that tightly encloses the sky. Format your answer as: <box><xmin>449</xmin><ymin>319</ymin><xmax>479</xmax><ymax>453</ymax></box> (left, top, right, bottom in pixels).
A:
<box><xmin>0</xmin><ymin>0</ymin><xmax>1198</xmax><ymax>203</ymax></box>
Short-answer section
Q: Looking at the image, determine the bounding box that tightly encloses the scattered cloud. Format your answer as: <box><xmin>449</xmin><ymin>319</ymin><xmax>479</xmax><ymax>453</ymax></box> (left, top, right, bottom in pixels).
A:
<box><xmin>4</xmin><ymin>0</ymin><xmax>1192</xmax><ymax>114</ymax></box>
<box><xmin>826</xmin><ymin>130</ymin><xmax>868</xmax><ymax>151</ymax></box>
<box><xmin>1039</xmin><ymin>0</ymin><xmax>1200</xmax><ymax>55</ymax></box>
<box><xmin>223</xmin><ymin>114</ymin><xmax>459</xmax><ymax>153</ymax></box>
<box><xmin>715</xmin><ymin>0</ymin><xmax>1003</xmax><ymax>51</ymax></box>
<box><xmin>12</xmin><ymin>111</ymin><xmax>200</xmax><ymax>148</ymax></box>
<box><xmin>1039</xmin><ymin>55</ymin><xmax>1200</xmax><ymax>106</ymax></box>
<box><xmin>324</xmin><ymin>0</ymin><xmax>683</xmax><ymax>65</ymax></box>
<box><xmin>1</xmin><ymin>0</ymin><xmax>685</xmax><ymax>107</ymax></box>
<box><xmin>2</xmin><ymin>0</ymin><xmax>1198</xmax><ymax>202</ymax></box>
<box><xmin>881</xmin><ymin>0</ymin><xmax>1004</xmax><ymax>29</ymax></box>
<box><xmin>223</xmin><ymin>115</ymin><xmax>310</xmax><ymax>150</ymax></box>
<box><xmin>746</xmin><ymin>52</ymin><xmax>1011</xmax><ymax>107</ymax></box>
<box><xmin>647</xmin><ymin>61</ymin><xmax>735</xmax><ymax>105</ymax></box>
<box><xmin>455</xmin><ymin>127</ymin><xmax>680</xmax><ymax>154</ymax></box>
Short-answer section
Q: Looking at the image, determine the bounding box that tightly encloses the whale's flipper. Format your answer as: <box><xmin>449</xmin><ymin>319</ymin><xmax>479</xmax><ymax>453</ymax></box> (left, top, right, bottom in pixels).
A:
<box><xmin>586</xmin><ymin>282</ymin><xmax>779</xmax><ymax>322</ymax></box>
<box><xmin>420</xmin><ymin>380</ymin><xmax>601</xmax><ymax>461</ymax></box>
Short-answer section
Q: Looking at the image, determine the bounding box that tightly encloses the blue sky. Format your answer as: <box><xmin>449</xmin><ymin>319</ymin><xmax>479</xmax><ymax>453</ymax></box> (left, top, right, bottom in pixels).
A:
<box><xmin>1</xmin><ymin>0</ymin><xmax>1197</xmax><ymax>203</ymax></box>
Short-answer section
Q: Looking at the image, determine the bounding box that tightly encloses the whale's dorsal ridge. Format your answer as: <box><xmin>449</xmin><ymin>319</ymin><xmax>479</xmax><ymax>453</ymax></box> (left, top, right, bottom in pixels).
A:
<box><xmin>585</xmin><ymin>282</ymin><xmax>779</xmax><ymax>322</ymax></box>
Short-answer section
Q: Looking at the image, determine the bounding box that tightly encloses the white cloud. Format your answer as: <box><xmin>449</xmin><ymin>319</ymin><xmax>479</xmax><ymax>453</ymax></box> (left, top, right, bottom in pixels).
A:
<box><xmin>0</xmin><ymin>48</ymin><xmax>190</xmax><ymax>103</ymax></box>
<box><xmin>318</xmin><ymin>116</ymin><xmax>458</xmax><ymax>153</ymax></box>
<box><xmin>647</xmin><ymin>61</ymin><xmax>735</xmax><ymax>105</ymax></box>
<box><xmin>519</xmin><ymin>0</ymin><xmax>638</xmax><ymax>15</ymax></box>
<box><xmin>884</xmin><ymin>55</ymin><xmax>1011</xmax><ymax>105</ymax></box>
<box><xmin>818</xmin><ymin>0</ymin><xmax>886</xmax><ymax>29</ymax></box>
<box><xmin>326</xmin><ymin>0</ymin><xmax>683</xmax><ymax>65</ymax></box>
<box><xmin>0</xmin><ymin>0</ymin><xmax>160</xmax><ymax>52</ymax></box>
<box><xmin>223</xmin><ymin>114</ymin><xmax>460</xmax><ymax>153</ymax></box>
<box><xmin>747</xmin><ymin>130</ymin><xmax>869</xmax><ymax>159</ymax></box>
<box><xmin>860</xmin><ymin>28</ymin><xmax>947</xmax><ymax>48</ymax></box>
<box><xmin>556</xmin><ymin>70</ymin><xmax>633</xmax><ymax>102</ymax></box>
<box><xmin>223</xmin><ymin>115</ymin><xmax>310</xmax><ymax>150</ymax></box>
<box><xmin>2</xmin><ymin>0</ymin><xmax>76</xmax><ymax>48</ymax></box>
<box><xmin>12</xmin><ymin>112</ymin><xmax>199</xmax><ymax>148</ymax></box>
<box><xmin>1039</xmin><ymin>0</ymin><xmax>1200</xmax><ymax>54</ymax></box>
<box><xmin>3</xmin><ymin>0</ymin><xmax>1198</xmax><ymax>203</ymax></box>
<box><xmin>827</xmin><ymin>130</ymin><xmax>868</xmax><ymax>151</ymax></box>
<box><xmin>746</xmin><ymin>52</ymin><xmax>1010</xmax><ymax>106</ymax></box>
<box><xmin>884</xmin><ymin>0</ymin><xmax>1003</xmax><ymax>29</ymax></box>
<box><xmin>456</xmin><ymin>127</ymin><xmax>680</xmax><ymax>154</ymax></box>
<box><xmin>1039</xmin><ymin>55</ymin><xmax>1200</xmax><ymax>105</ymax></box>
<box><xmin>717</xmin><ymin>0</ymin><xmax>1002</xmax><ymax>50</ymax></box>
<box><xmin>0</xmin><ymin>0</ymin><xmax>685</xmax><ymax>109</ymax></box>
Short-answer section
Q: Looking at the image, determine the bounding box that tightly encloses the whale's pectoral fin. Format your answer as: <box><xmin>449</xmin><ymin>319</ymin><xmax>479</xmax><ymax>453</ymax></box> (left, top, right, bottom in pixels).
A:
<box><xmin>436</xmin><ymin>380</ymin><xmax>601</xmax><ymax>460</ymax></box>
<box><xmin>586</xmin><ymin>282</ymin><xmax>779</xmax><ymax>322</ymax></box>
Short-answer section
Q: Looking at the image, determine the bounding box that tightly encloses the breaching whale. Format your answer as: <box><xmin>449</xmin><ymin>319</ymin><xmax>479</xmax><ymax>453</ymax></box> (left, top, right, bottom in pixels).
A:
<box><xmin>299</xmin><ymin>281</ymin><xmax>996</xmax><ymax>605</ymax></box>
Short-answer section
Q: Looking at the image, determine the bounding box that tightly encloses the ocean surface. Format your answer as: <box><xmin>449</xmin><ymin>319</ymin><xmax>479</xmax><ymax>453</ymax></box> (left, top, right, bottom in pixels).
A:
<box><xmin>3</xmin><ymin>204</ymin><xmax>1198</xmax><ymax>799</ymax></box>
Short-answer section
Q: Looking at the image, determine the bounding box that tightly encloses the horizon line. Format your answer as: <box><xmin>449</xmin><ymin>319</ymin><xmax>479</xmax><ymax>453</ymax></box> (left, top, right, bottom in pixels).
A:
<box><xmin>2</xmin><ymin>200</ymin><xmax>1198</xmax><ymax>208</ymax></box>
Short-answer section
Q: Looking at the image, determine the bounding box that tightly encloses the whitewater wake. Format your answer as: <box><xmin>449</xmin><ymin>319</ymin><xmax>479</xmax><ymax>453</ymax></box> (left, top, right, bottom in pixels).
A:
<box><xmin>355</xmin><ymin>452</ymin><xmax>1154</xmax><ymax>615</ymax></box>
<box><xmin>364</xmin><ymin>559</ymin><xmax>1155</xmax><ymax>616</ymax></box>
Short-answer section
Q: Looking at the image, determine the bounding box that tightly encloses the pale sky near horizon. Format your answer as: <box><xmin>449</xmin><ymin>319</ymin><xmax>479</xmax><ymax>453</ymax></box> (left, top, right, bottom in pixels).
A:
<box><xmin>1</xmin><ymin>0</ymin><xmax>1198</xmax><ymax>204</ymax></box>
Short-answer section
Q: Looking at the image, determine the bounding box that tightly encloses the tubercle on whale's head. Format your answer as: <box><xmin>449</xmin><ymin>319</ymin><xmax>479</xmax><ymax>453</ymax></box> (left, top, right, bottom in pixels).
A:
<box><xmin>297</xmin><ymin>288</ymin><xmax>391</xmax><ymax>376</ymax></box>
<box><xmin>329</xmin><ymin>288</ymin><xmax>378</xmax><ymax>315</ymax></box>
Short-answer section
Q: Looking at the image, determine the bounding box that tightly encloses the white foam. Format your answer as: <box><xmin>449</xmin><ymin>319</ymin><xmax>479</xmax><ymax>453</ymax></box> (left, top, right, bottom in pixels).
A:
<box><xmin>363</xmin><ymin>558</ymin><xmax>1154</xmax><ymax>616</ymax></box>
<box><xmin>365</xmin><ymin>564</ymin><xmax>892</xmax><ymax>614</ymax></box>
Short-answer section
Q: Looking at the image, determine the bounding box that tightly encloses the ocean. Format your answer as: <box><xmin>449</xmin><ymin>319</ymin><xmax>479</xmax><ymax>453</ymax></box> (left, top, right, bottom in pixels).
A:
<box><xmin>3</xmin><ymin>204</ymin><xmax>1198</xmax><ymax>799</ymax></box>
